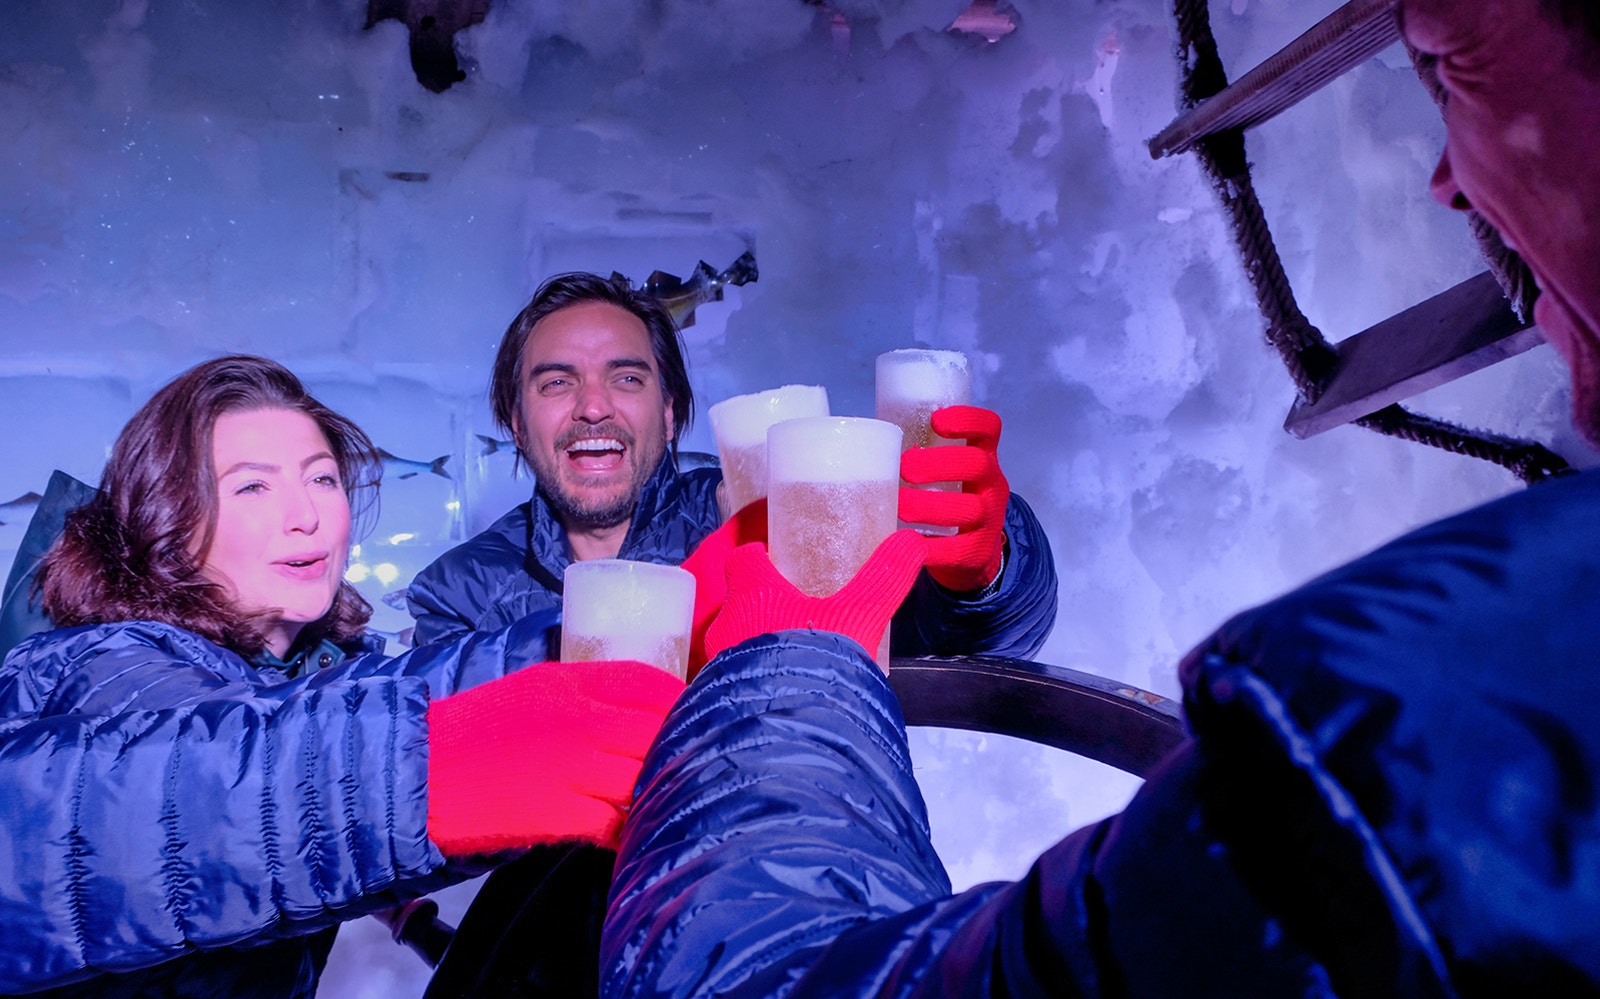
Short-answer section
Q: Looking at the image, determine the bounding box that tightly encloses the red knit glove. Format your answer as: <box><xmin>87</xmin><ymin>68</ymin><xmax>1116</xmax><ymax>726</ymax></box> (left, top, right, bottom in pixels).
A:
<box><xmin>426</xmin><ymin>661</ymin><xmax>684</xmax><ymax>856</ymax></box>
<box><xmin>704</xmin><ymin>530</ymin><xmax>928</xmax><ymax>662</ymax></box>
<box><xmin>681</xmin><ymin>498</ymin><xmax>768</xmax><ymax>677</ymax></box>
<box><xmin>897</xmin><ymin>405</ymin><xmax>1009</xmax><ymax>592</ymax></box>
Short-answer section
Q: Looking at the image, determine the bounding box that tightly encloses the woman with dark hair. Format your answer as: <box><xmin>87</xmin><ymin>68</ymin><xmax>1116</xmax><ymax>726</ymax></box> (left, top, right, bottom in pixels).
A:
<box><xmin>37</xmin><ymin>354</ymin><xmax>381</xmax><ymax>662</ymax></box>
<box><xmin>0</xmin><ymin>355</ymin><xmax>683</xmax><ymax>998</ymax></box>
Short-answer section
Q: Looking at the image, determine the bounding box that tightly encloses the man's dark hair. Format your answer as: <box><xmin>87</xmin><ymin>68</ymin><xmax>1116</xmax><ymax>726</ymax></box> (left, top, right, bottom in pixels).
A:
<box><xmin>489</xmin><ymin>272</ymin><xmax>694</xmax><ymax>454</ymax></box>
<box><xmin>38</xmin><ymin>355</ymin><xmax>380</xmax><ymax>659</ymax></box>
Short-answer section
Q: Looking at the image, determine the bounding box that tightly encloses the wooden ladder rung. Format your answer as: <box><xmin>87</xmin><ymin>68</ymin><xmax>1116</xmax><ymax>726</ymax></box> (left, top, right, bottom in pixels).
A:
<box><xmin>1148</xmin><ymin>0</ymin><xmax>1400</xmax><ymax>159</ymax></box>
<box><xmin>1284</xmin><ymin>271</ymin><xmax>1544</xmax><ymax>438</ymax></box>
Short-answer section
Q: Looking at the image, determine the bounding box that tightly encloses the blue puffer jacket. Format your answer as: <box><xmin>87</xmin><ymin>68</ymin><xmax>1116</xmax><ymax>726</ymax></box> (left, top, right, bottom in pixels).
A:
<box><xmin>408</xmin><ymin>451</ymin><xmax>1058</xmax><ymax>660</ymax></box>
<box><xmin>602</xmin><ymin>471</ymin><xmax>1600</xmax><ymax>998</ymax></box>
<box><xmin>0</xmin><ymin>609</ymin><xmax>556</xmax><ymax>997</ymax></box>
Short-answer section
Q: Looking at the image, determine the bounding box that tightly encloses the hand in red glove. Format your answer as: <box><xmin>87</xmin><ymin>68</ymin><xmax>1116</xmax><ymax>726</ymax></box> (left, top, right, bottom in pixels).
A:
<box><xmin>896</xmin><ymin>405</ymin><xmax>1010</xmax><ymax>592</ymax></box>
<box><xmin>704</xmin><ymin>530</ymin><xmax>929</xmax><ymax>664</ymax></box>
<box><xmin>427</xmin><ymin>661</ymin><xmax>684</xmax><ymax>856</ymax></box>
<box><xmin>680</xmin><ymin>497</ymin><xmax>768</xmax><ymax>677</ymax></box>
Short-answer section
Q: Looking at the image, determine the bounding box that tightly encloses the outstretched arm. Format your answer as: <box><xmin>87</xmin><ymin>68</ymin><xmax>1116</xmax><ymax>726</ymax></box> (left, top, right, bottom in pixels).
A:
<box><xmin>602</xmin><ymin>636</ymin><xmax>1337</xmax><ymax>999</ymax></box>
<box><xmin>0</xmin><ymin>618</ymin><xmax>681</xmax><ymax>994</ymax></box>
<box><xmin>0</xmin><ymin>673</ymin><xmax>444</xmax><ymax>994</ymax></box>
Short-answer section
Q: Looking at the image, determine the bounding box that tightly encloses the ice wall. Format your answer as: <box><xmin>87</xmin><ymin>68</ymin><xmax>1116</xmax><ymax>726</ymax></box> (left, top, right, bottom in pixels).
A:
<box><xmin>2</xmin><ymin>0</ymin><xmax>1595</xmax><ymax>993</ymax></box>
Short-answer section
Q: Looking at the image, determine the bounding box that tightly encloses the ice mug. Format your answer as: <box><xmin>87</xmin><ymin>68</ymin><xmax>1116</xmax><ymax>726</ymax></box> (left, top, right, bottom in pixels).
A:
<box><xmin>875</xmin><ymin>348</ymin><xmax>972</xmax><ymax>536</ymax></box>
<box><xmin>560</xmin><ymin>559</ymin><xmax>696</xmax><ymax>680</ymax></box>
<box><xmin>765</xmin><ymin>416</ymin><xmax>902</xmax><ymax>668</ymax></box>
<box><xmin>708</xmin><ymin>384</ymin><xmax>830</xmax><ymax>514</ymax></box>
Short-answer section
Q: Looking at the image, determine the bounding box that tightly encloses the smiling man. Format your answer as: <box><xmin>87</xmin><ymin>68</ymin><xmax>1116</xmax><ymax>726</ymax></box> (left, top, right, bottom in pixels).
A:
<box><xmin>406</xmin><ymin>270</ymin><xmax>1058</xmax><ymax>662</ymax></box>
<box><xmin>403</xmin><ymin>270</ymin><xmax>1058</xmax><ymax>996</ymax></box>
<box><xmin>510</xmin><ymin>298</ymin><xmax>681</xmax><ymax>560</ymax></box>
<box><xmin>406</xmin><ymin>274</ymin><xmax>706</xmax><ymax>645</ymax></box>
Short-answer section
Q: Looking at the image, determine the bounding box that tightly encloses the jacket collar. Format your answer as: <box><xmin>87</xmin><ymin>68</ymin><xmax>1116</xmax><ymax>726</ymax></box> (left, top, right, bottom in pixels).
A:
<box><xmin>251</xmin><ymin>635</ymin><xmax>351</xmax><ymax>679</ymax></box>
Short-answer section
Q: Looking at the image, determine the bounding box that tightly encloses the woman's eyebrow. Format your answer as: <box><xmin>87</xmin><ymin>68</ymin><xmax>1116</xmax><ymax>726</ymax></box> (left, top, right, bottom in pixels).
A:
<box><xmin>218</xmin><ymin>460</ymin><xmax>280</xmax><ymax>477</ymax></box>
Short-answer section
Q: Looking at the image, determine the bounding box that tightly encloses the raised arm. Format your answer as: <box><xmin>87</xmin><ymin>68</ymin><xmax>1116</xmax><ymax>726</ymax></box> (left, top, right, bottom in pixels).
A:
<box><xmin>892</xmin><ymin>406</ymin><xmax>1057</xmax><ymax>659</ymax></box>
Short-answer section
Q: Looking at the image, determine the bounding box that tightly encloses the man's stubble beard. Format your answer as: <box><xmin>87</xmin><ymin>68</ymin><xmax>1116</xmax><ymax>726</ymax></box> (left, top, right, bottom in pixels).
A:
<box><xmin>1571</xmin><ymin>345</ymin><xmax>1600</xmax><ymax>449</ymax></box>
<box><xmin>528</xmin><ymin>431</ymin><xmax>669</xmax><ymax>533</ymax></box>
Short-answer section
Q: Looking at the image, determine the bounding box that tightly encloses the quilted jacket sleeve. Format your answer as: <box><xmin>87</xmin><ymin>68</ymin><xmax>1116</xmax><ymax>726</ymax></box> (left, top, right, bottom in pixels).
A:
<box><xmin>0</xmin><ymin>609</ymin><xmax>559</xmax><ymax>994</ymax></box>
<box><xmin>600</xmin><ymin>635</ymin><xmax>1348</xmax><ymax>999</ymax></box>
<box><xmin>0</xmin><ymin>673</ymin><xmax>444</xmax><ymax>994</ymax></box>
<box><xmin>600</xmin><ymin>630</ymin><xmax>954</xmax><ymax>999</ymax></box>
<box><xmin>407</xmin><ymin>548</ymin><xmax>499</xmax><ymax>647</ymax></box>
<box><xmin>891</xmin><ymin>493</ymin><xmax>1057</xmax><ymax>660</ymax></box>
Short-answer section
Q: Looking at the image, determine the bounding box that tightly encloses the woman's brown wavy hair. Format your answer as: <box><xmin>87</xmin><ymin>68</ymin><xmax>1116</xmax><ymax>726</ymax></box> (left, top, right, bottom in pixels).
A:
<box><xmin>37</xmin><ymin>355</ymin><xmax>381</xmax><ymax>659</ymax></box>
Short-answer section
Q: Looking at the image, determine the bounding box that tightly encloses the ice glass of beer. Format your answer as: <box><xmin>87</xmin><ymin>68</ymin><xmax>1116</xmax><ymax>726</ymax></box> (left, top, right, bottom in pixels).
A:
<box><xmin>766</xmin><ymin>416</ymin><xmax>902</xmax><ymax>668</ymax></box>
<box><xmin>875</xmin><ymin>349</ymin><xmax>971</xmax><ymax>536</ymax></box>
<box><xmin>560</xmin><ymin>559</ymin><xmax>696</xmax><ymax>680</ymax></box>
<box><xmin>708</xmin><ymin>384</ymin><xmax>830</xmax><ymax>514</ymax></box>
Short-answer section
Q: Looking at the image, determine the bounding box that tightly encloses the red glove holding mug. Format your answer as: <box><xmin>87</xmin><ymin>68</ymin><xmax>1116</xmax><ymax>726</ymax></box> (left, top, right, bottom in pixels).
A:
<box><xmin>704</xmin><ymin>530</ymin><xmax>929</xmax><ymax>663</ymax></box>
<box><xmin>896</xmin><ymin>405</ymin><xmax>1009</xmax><ymax>592</ymax></box>
<box><xmin>680</xmin><ymin>498</ymin><xmax>769</xmax><ymax>677</ymax></box>
<box><xmin>427</xmin><ymin>660</ymin><xmax>685</xmax><ymax>856</ymax></box>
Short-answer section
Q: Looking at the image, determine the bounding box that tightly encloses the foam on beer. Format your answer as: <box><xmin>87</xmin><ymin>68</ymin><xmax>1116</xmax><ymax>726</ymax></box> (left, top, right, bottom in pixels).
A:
<box><xmin>561</xmin><ymin>559</ymin><xmax>695</xmax><ymax>677</ymax></box>
<box><xmin>709</xmin><ymin>385</ymin><xmax>831</xmax><ymax>512</ymax></box>
<box><xmin>875</xmin><ymin>349</ymin><xmax>970</xmax><ymax>405</ymax></box>
<box><xmin>875</xmin><ymin>350</ymin><xmax>971</xmax><ymax>535</ymax></box>
<box><xmin>767</xmin><ymin>416</ymin><xmax>903</xmax><ymax>482</ymax></box>
<box><xmin>766</xmin><ymin>417</ymin><xmax>902</xmax><ymax>664</ymax></box>
<box><xmin>708</xmin><ymin>384</ymin><xmax>830</xmax><ymax>448</ymax></box>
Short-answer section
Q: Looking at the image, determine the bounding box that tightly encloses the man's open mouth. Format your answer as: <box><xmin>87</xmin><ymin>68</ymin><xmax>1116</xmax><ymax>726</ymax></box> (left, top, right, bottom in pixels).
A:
<box><xmin>566</xmin><ymin>436</ymin><xmax>627</xmax><ymax>471</ymax></box>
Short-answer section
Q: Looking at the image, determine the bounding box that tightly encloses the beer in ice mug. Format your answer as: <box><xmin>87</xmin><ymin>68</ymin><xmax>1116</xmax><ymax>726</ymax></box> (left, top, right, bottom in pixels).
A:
<box><xmin>766</xmin><ymin>416</ymin><xmax>902</xmax><ymax>668</ymax></box>
<box><xmin>708</xmin><ymin>384</ymin><xmax>830</xmax><ymax>514</ymax></box>
<box><xmin>560</xmin><ymin>559</ymin><xmax>696</xmax><ymax>680</ymax></box>
<box><xmin>875</xmin><ymin>348</ymin><xmax>971</xmax><ymax>535</ymax></box>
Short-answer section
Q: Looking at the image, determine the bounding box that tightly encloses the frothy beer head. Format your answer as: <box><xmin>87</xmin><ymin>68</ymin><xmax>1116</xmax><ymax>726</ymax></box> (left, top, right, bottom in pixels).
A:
<box><xmin>875</xmin><ymin>350</ymin><xmax>970</xmax><ymax>436</ymax></box>
<box><xmin>875</xmin><ymin>350</ymin><xmax>971</xmax><ymax>534</ymax></box>
<box><xmin>709</xmin><ymin>385</ymin><xmax>830</xmax><ymax>512</ymax></box>
<box><xmin>766</xmin><ymin>417</ymin><xmax>901</xmax><ymax>666</ymax></box>
<box><xmin>876</xmin><ymin>349</ymin><xmax>969</xmax><ymax>403</ymax></box>
<box><xmin>767</xmin><ymin>416</ymin><xmax>903</xmax><ymax>485</ymax></box>
<box><xmin>561</xmin><ymin>559</ymin><xmax>695</xmax><ymax>678</ymax></box>
<box><xmin>708</xmin><ymin>384</ymin><xmax>830</xmax><ymax>451</ymax></box>
<box><xmin>767</xmin><ymin>416</ymin><xmax>903</xmax><ymax>597</ymax></box>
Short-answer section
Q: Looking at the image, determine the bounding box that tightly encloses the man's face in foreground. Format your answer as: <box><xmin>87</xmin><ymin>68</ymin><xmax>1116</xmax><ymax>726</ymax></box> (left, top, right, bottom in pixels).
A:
<box><xmin>513</xmin><ymin>301</ymin><xmax>675</xmax><ymax>535</ymax></box>
<box><xmin>1404</xmin><ymin>0</ymin><xmax>1600</xmax><ymax>445</ymax></box>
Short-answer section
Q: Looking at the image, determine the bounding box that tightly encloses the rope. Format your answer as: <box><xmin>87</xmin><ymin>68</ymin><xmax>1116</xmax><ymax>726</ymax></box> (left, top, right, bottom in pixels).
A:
<box><xmin>1167</xmin><ymin>0</ymin><xmax>1570</xmax><ymax>485</ymax></box>
<box><xmin>1355</xmin><ymin>406</ymin><xmax>1571</xmax><ymax>484</ymax></box>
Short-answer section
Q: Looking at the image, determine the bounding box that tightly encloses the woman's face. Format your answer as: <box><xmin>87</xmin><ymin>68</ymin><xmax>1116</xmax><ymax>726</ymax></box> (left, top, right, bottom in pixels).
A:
<box><xmin>202</xmin><ymin>407</ymin><xmax>352</xmax><ymax>657</ymax></box>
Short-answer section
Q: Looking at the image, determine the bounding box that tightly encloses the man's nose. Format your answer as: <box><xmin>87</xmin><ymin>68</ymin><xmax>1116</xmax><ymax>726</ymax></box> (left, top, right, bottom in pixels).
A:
<box><xmin>1429</xmin><ymin>147</ymin><xmax>1472</xmax><ymax>211</ymax></box>
<box><xmin>573</xmin><ymin>380</ymin><xmax>616</xmax><ymax>423</ymax></box>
